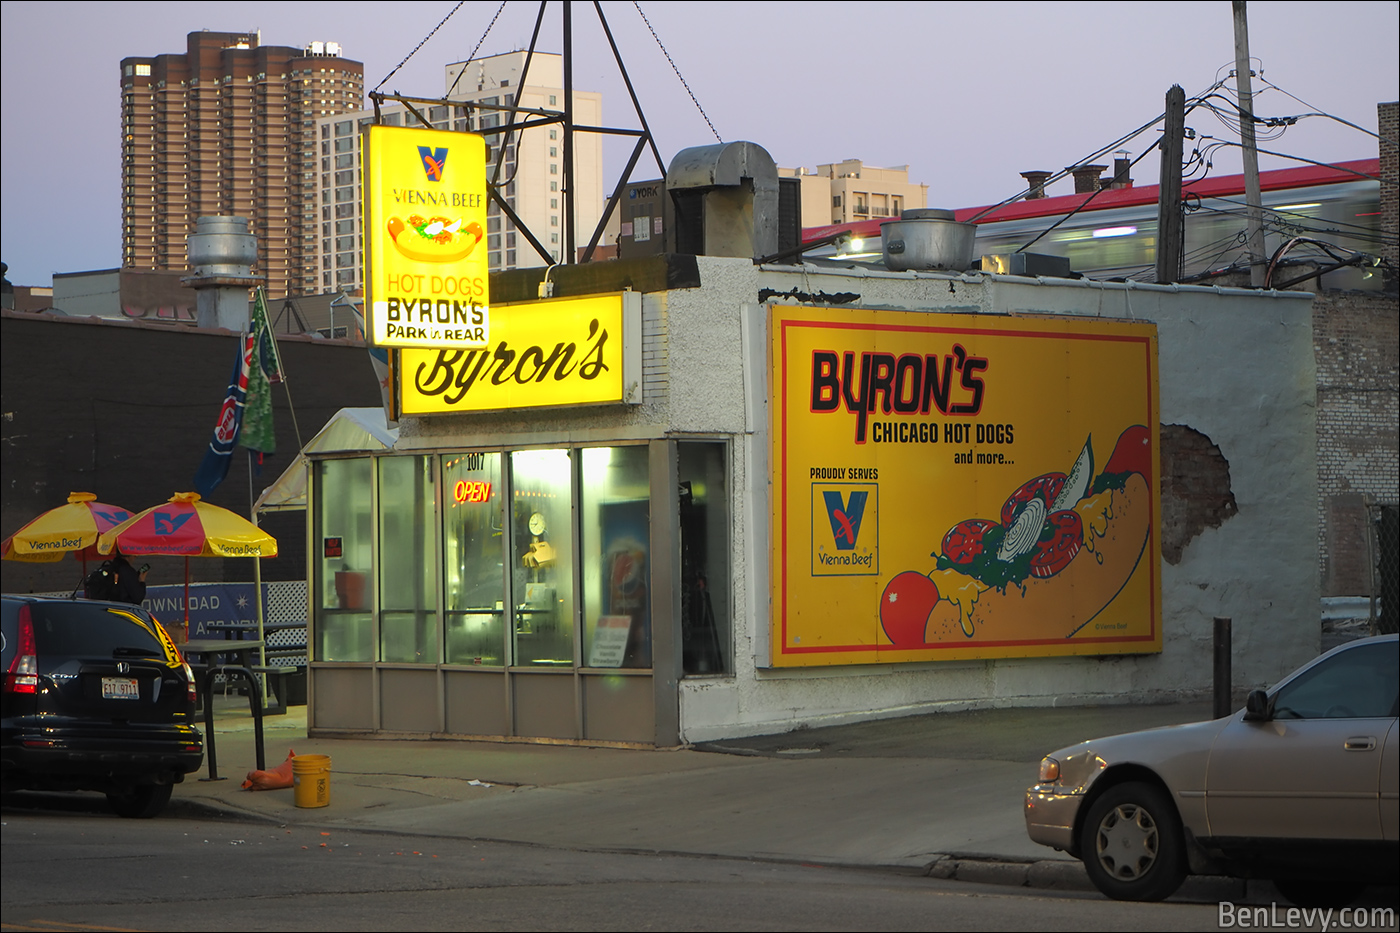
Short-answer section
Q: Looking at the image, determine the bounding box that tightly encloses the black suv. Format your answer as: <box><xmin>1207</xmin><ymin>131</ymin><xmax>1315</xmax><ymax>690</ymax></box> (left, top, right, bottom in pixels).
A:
<box><xmin>2</xmin><ymin>595</ymin><xmax>203</xmax><ymax>818</ymax></box>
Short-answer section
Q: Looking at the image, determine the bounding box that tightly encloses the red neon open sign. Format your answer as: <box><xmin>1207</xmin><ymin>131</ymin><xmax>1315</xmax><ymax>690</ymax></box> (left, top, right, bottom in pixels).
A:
<box><xmin>454</xmin><ymin>480</ymin><xmax>492</xmax><ymax>504</ymax></box>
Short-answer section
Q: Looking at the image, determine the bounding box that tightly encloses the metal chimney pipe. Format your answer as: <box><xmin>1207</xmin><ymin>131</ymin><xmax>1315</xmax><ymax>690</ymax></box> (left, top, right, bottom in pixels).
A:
<box><xmin>184</xmin><ymin>216</ymin><xmax>262</xmax><ymax>331</ymax></box>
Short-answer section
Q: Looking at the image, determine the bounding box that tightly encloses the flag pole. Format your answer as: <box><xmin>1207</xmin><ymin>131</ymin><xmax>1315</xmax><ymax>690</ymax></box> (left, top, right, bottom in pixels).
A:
<box><xmin>249</xmin><ymin>448</ymin><xmax>269</xmax><ymax>707</ymax></box>
<box><xmin>263</xmin><ymin>300</ymin><xmax>303</xmax><ymax>450</ymax></box>
<box><xmin>247</xmin><ymin>289</ymin><xmax>272</xmax><ymax>707</ymax></box>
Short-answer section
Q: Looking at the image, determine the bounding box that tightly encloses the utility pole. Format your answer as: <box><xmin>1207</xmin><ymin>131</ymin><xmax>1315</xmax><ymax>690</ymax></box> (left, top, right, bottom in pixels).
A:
<box><xmin>1233</xmin><ymin>0</ymin><xmax>1267</xmax><ymax>286</ymax></box>
<box><xmin>1157</xmin><ymin>85</ymin><xmax>1186</xmax><ymax>284</ymax></box>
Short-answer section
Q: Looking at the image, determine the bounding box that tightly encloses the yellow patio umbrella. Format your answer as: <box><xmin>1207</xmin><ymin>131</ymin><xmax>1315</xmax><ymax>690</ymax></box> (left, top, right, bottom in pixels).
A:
<box><xmin>2</xmin><ymin>492</ymin><xmax>133</xmax><ymax>565</ymax></box>
<box><xmin>97</xmin><ymin>492</ymin><xmax>277</xmax><ymax>625</ymax></box>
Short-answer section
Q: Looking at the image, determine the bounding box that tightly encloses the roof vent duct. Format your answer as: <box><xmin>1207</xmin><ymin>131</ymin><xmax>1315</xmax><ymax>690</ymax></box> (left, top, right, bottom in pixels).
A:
<box><xmin>666</xmin><ymin>141</ymin><xmax>780</xmax><ymax>260</ymax></box>
<box><xmin>881</xmin><ymin>208</ymin><xmax>976</xmax><ymax>272</ymax></box>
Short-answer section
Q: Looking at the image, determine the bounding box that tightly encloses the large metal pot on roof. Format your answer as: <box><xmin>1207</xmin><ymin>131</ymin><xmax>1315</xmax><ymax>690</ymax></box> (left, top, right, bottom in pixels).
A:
<box><xmin>881</xmin><ymin>208</ymin><xmax>977</xmax><ymax>272</ymax></box>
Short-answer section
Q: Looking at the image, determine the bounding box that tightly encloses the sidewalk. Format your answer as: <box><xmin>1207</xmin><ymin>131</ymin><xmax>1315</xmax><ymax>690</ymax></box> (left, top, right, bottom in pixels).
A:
<box><xmin>171</xmin><ymin>698</ymin><xmax>1235</xmax><ymax>895</ymax></box>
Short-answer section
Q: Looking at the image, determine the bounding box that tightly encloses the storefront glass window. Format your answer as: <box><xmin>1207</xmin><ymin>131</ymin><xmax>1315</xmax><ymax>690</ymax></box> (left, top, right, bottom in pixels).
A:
<box><xmin>378</xmin><ymin>456</ymin><xmax>438</xmax><ymax>663</ymax></box>
<box><xmin>580</xmin><ymin>446</ymin><xmax>651</xmax><ymax>668</ymax></box>
<box><xmin>315</xmin><ymin>457</ymin><xmax>374</xmax><ymax>662</ymax></box>
<box><xmin>442</xmin><ymin>452</ymin><xmax>504</xmax><ymax>666</ymax></box>
<box><xmin>679</xmin><ymin>442</ymin><xmax>730</xmax><ymax>674</ymax></box>
<box><xmin>509</xmin><ymin>449</ymin><xmax>574</xmax><ymax>667</ymax></box>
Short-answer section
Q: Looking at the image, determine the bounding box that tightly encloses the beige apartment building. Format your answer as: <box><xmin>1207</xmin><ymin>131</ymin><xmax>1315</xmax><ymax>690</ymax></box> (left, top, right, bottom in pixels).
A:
<box><xmin>311</xmin><ymin>51</ymin><xmax>604</xmax><ymax>293</ymax></box>
<box><xmin>783</xmin><ymin>159</ymin><xmax>929</xmax><ymax>226</ymax></box>
<box><xmin>120</xmin><ymin>31</ymin><xmax>364</xmax><ymax>298</ymax></box>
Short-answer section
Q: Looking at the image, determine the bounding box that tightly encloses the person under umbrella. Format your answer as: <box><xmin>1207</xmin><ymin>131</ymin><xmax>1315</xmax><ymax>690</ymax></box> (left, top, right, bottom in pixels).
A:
<box><xmin>108</xmin><ymin>545</ymin><xmax>149</xmax><ymax>605</ymax></box>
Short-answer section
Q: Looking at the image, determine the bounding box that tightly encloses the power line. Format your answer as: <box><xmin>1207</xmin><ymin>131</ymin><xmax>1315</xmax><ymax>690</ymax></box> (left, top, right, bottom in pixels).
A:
<box><xmin>970</xmin><ymin>77</ymin><xmax>1230</xmax><ymax>225</ymax></box>
<box><xmin>1204</xmin><ymin>141</ymin><xmax>1384</xmax><ymax>182</ymax></box>
<box><xmin>374</xmin><ymin>1</ymin><xmax>469</xmax><ymax>93</ymax></box>
<box><xmin>633</xmin><ymin>1</ymin><xmax>721</xmax><ymax>143</ymax></box>
<box><xmin>1256</xmin><ymin>76</ymin><xmax>1384</xmax><ymax>142</ymax></box>
<box><xmin>445</xmin><ymin>1</ymin><xmax>510</xmax><ymax>97</ymax></box>
<box><xmin>1014</xmin><ymin>144</ymin><xmax>1159</xmax><ymax>254</ymax></box>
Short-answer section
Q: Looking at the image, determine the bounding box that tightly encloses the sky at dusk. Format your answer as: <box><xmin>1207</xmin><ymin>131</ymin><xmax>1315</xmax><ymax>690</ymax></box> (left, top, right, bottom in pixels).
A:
<box><xmin>1</xmin><ymin>0</ymin><xmax>1396</xmax><ymax>287</ymax></box>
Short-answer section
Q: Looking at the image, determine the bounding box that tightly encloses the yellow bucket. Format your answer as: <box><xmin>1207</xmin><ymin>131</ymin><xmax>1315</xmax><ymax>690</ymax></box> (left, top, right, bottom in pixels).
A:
<box><xmin>292</xmin><ymin>754</ymin><xmax>332</xmax><ymax>808</ymax></box>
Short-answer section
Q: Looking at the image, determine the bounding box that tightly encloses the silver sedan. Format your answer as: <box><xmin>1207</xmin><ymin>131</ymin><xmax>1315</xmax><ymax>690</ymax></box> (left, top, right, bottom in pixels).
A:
<box><xmin>1025</xmin><ymin>634</ymin><xmax>1398</xmax><ymax>906</ymax></box>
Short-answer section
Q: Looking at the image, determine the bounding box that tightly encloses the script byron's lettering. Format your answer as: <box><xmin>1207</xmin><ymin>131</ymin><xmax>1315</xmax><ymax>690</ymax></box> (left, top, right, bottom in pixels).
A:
<box><xmin>415</xmin><ymin>319</ymin><xmax>610</xmax><ymax>406</ymax></box>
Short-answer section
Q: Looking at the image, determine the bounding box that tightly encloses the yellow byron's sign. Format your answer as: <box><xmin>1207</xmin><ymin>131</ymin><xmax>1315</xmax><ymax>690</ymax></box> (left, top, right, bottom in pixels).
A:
<box><xmin>399</xmin><ymin>292</ymin><xmax>642</xmax><ymax>414</ymax></box>
<box><xmin>770</xmin><ymin>306</ymin><xmax>1161</xmax><ymax>666</ymax></box>
<box><xmin>363</xmin><ymin>124</ymin><xmax>489</xmax><ymax>349</ymax></box>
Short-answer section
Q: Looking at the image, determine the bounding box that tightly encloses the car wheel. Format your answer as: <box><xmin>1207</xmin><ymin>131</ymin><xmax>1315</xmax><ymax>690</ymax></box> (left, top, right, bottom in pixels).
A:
<box><xmin>1274</xmin><ymin>878</ymin><xmax>1366</xmax><ymax>908</ymax></box>
<box><xmin>1080</xmin><ymin>781</ymin><xmax>1187</xmax><ymax>901</ymax></box>
<box><xmin>106</xmin><ymin>783</ymin><xmax>172</xmax><ymax>819</ymax></box>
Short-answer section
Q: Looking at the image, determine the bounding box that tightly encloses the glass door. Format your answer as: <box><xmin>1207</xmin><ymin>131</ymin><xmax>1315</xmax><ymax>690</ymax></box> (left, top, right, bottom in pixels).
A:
<box><xmin>508</xmin><ymin>449</ymin><xmax>575</xmax><ymax>667</ymax></box>
<box><xmin>442</xmin><ymin>452</ymin><xmax>505</xmax><ymax>666</ymax></box>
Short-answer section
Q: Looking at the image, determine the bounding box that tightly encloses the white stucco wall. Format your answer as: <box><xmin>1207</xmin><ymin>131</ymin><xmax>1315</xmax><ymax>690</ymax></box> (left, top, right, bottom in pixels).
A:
<box><xmin>674</xmin><ymin>259</ymin><xmax>1318</xmax><ymax>742</ymax></box>
<box><xmin>391</xmin><ymin>255</ymin><xmax>1318</xmax><ymax>744</ymax></box>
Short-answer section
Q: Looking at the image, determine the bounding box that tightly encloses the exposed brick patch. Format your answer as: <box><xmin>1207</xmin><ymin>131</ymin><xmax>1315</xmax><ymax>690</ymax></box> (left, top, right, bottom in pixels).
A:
<box><xmin>1160</xmin><ymin>424</ymin><xmax>1238</xmax><ymax>565</ymax></box>
<box><xmin>1312</xmin><ymin>289</ymin><xmax>1399</xmax><ymax>591</ymax></box>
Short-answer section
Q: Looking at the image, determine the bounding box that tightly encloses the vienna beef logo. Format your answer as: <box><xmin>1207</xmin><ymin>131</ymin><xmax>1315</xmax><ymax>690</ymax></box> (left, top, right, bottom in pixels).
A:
<box><xmin>418</xmin><ymin>146</ymin><xmax>448</xmax><ymax>182</ymax></box>
<box><xmin>823</xmin><ymin>490</ymin><xmax>868</xmax><ymax>550</ymax></box>
<box><xmin>414</xmin><ymin>318</ymin><xmax>610</xmax><ymax>405</ymax></box>
<box><xmin>809</xmin><ymin>344</ymin><xmax>987</xmax><ymax>443</ymax></box>
<box><xmin>812</xmin><ymin>484</ymin><xmax>878</xmax><ymax>575</ymax></box>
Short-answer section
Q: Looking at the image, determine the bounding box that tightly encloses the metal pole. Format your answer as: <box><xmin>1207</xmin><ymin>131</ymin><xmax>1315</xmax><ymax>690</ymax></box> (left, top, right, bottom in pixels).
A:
<box><xmin>1213</xmin><ymin>617</ymin><xmax>1233</xmax><ymax>719</ymax></box>
<box><xmin>562</xmin><ymin>0</ymin><xmax>575</xmax><ymax>264</ymax></box>
<box><xmin>1232</xmin><ymin>1</ymin><xmax>1267</xmax><ymax>287</ymax></box>
<box><xmin>1156</xmin><ymin>85</ymin><xmax>1186</xmax><ymax>284</ymax></box>
<box><xmin>249</xmin><ymin>449</ymin><xmax>269</xmax><ymax>708</ymax></box>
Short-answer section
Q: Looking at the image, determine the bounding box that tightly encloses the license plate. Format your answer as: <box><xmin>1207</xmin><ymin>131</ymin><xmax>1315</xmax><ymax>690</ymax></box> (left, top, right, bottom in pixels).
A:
<box><xmin>101</xmin><ymin>677</ymin><xmax>139</xmax><ymax>700</ymax></box>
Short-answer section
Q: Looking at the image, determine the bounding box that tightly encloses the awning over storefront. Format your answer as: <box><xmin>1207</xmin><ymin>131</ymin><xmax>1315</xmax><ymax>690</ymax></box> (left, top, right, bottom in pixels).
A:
<box><xmin>253</xmin><ymin>408</ymin><xmax>398</xmax><ymax>515</ymax></box>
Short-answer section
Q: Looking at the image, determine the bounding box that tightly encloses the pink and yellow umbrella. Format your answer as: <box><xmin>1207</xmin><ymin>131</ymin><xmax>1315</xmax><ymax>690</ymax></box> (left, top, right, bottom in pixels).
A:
<box><xmin>1</xmin><ymin>492</ymin><xmax>133</xmax><ymax>564</ymax></box>
<box><xmin>97</xmin><ymin>492</ymin><xmax>277</xmax><ymax>623</ymax></box>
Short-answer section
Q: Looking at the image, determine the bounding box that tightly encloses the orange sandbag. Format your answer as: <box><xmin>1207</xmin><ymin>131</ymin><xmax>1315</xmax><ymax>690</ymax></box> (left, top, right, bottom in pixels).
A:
<box><xmin>242</xmin><ymin>748</ymin><xmax>297</xmax><ymax>790</ymax></box>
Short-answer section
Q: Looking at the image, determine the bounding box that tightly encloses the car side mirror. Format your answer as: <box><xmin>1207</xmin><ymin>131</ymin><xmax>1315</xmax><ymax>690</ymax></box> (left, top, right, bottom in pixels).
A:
<box><xmin>1243</xmin><ymin>688</ymin><xmax>1273</xmax><ymax>722</ymax></box>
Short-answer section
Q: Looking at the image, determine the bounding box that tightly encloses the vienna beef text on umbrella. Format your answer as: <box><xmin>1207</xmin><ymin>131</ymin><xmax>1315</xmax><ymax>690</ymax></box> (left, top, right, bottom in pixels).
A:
<box><xmin>1</xmin><ymin>492</ymin><xmax>132</xmax><ymax>564</ymax></box>
<box><xmin>97</xmin><ymin>492</ymin><xmax>277</xmax><ymax>624</ymax></box>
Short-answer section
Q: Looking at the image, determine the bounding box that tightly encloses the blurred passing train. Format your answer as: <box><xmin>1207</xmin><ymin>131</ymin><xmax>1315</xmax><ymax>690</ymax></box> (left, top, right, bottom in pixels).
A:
<box><xmin>803</xmin><ymin>158</ymin><xmax>1385</xmax><ymax>292</ymax></box>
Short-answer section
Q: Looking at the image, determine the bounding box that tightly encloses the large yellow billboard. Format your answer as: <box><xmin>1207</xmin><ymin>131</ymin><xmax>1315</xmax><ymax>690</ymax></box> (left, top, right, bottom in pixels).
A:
<box><xmin>363</xmin><ymin>125</ymin><xmax>489</xmax><ymax>349</ymax></box>
<box><xmin>770</xmin><ymin>306</ymin><xmax>1160</xmax><ymax>666</ymax></box>
<box><xmin>398</xmin><ymin>292</ymin><xmax>642</xmax><ymax>415</ymax></box>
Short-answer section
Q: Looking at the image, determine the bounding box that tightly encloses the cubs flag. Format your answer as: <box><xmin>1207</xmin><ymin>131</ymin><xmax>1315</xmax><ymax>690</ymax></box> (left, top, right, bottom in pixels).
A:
<box><xmin>194</xmin><ymin>328</ymin><xmax>253</xmax><ymax>496</ymax></box>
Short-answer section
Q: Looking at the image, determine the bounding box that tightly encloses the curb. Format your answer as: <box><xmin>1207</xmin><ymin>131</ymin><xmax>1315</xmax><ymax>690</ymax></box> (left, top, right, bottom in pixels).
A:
<box><xmin>925</xmin><ymin>855</ymin><xmax>1400</xmax><ymax>907</ymax></box>
<box><xmin>925</xmin><ymin>854</ymin><xmax>1257</xmax><ymax>900</ymax></box>
<box><xmin>926</xmin><ymin>855</ymin><xmax>1094</xmax><ymax>893</ymax></box>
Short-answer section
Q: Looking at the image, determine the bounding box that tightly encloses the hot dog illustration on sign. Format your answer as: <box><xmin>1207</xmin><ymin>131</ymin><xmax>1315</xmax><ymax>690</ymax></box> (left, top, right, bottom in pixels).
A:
<box><xmin>877</xmin><ymin>426</ymin><xmax>1151</xmax><ymax>646</ymax></box>
<box><xmin>387</xmin><ymin>214</ymin><xmax>484</xmax><ymax>263</ymax></box>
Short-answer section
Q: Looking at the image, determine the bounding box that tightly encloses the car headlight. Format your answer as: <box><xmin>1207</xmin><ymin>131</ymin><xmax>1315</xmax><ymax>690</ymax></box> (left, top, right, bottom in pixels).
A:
<box><xmin>1038</xmin><ymin>757</ymin><xmax>1061</xmax><ymax>783</ymax></box>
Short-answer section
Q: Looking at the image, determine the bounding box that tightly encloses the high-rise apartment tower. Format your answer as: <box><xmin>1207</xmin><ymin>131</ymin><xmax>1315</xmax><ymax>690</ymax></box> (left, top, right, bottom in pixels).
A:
<box><xmin>121</xmin><ymin>31</ymin><xmax>364</xmax><ymax>298</ymax></box>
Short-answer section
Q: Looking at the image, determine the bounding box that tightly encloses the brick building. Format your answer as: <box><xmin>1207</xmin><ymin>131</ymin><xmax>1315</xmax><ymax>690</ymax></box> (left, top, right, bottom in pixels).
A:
<box><xmin>120</xmin><ymin>31</ymin><xmax>363</xmax><ymax>299</ymax></box>
<box><xmin>1315</xmin><ymin>101</ymin><xmax>1399</xmax><ymax>608</ymax></box>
